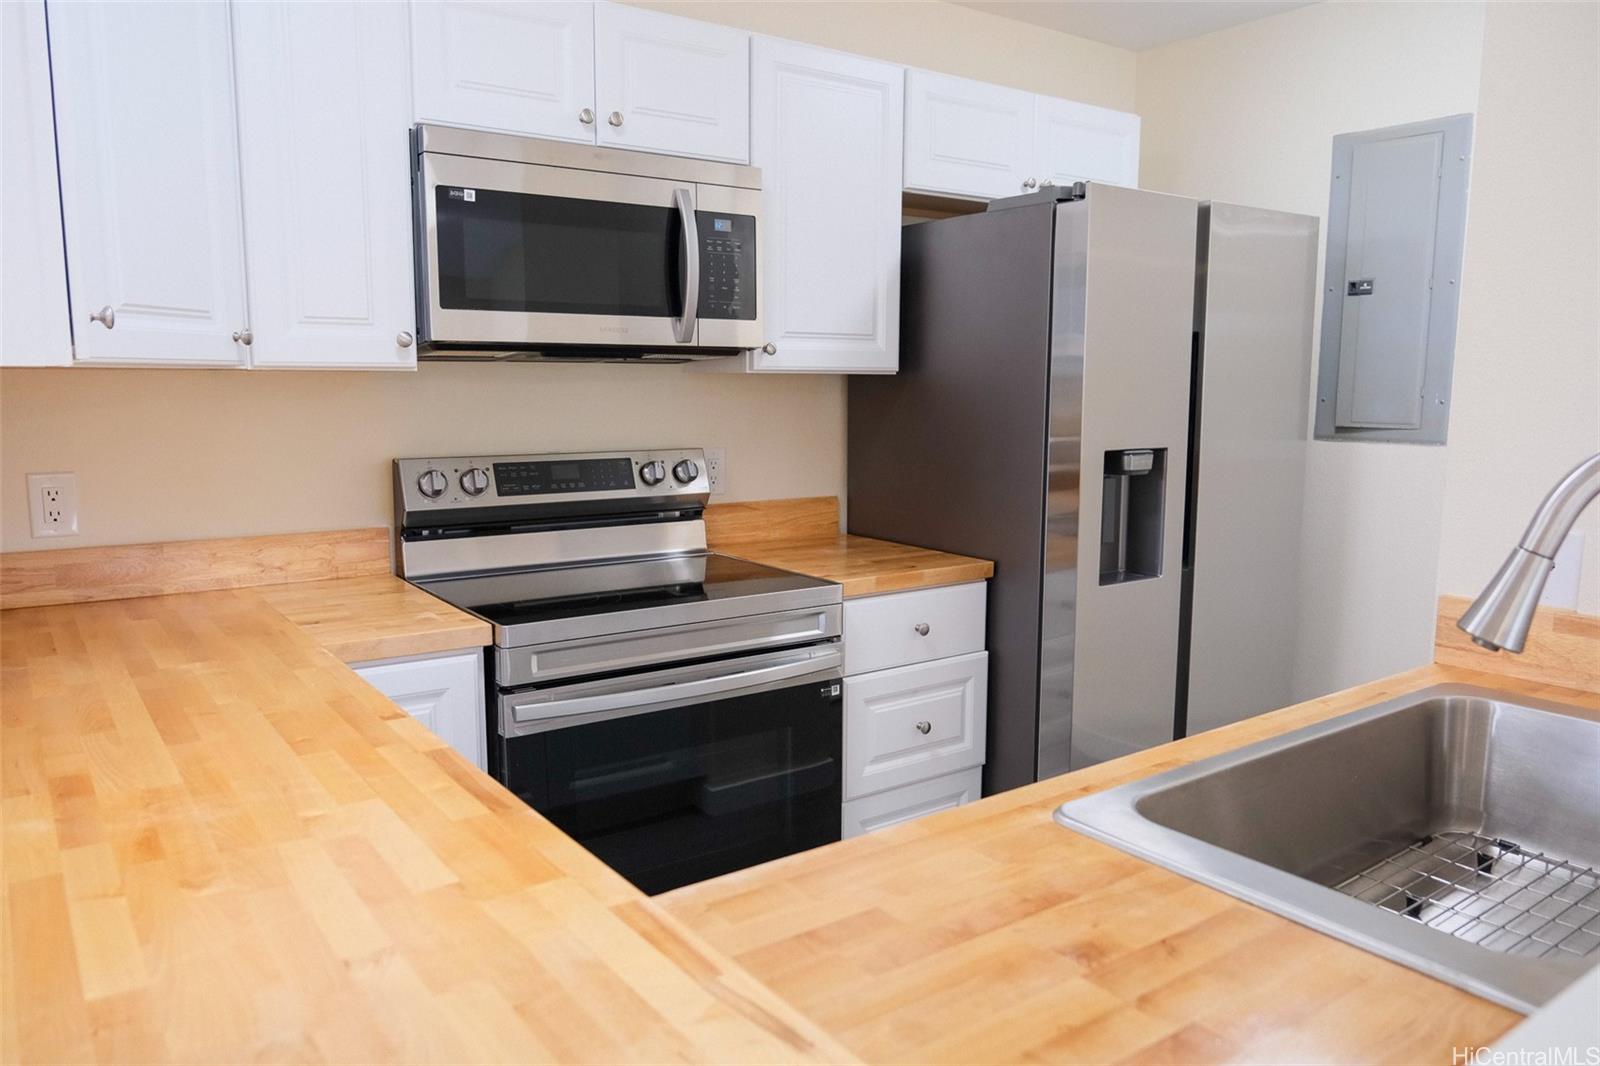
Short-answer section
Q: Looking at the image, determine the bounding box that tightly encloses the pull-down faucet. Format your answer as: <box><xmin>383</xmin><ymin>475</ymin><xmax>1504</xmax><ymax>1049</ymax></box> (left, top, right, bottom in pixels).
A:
<box><xmin>1458</xmin><ymin>451</ymin><xmax>1600</xmax><ymax>653</ymax></box>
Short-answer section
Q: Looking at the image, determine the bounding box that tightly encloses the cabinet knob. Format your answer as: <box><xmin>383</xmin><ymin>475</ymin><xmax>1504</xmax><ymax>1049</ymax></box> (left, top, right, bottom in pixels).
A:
<box><xmin>608</xmin><ymin>110</ymin><xmax>624</xmax><ymax>127</ymax></box>
<box><xmin>579</xmin><ymin>107</ymin><xmax>596</xmax><ymax>126</ymax></box>
<box><xmin>915</xmin><ymin>721</ymin><xmax>932</xmax><ymax>735</ymax></box>
<box><xmin>761</xmin><ymin>342</ymin><xmax>778</xmax><ymax>355</ymax></box>
<box><xmin>396</xmin><ymin>330</ymin><xmax>414</xmax><ymax>348</ymax></box>
<box><xmin>89</xmin><ymin>305</ymin><xmax>115</xmax><ymax>329</ymax></box>
<box><xmin>913</xmin><ymin>622</ymin><xmax>930</xmax><ymax>636</ymax></box>
<box><xmin>232</xmin><ymin>328</ymin><xmax>252</xmax><ymax>345</ymax></box>
<box><xmin>1022</xmin><ymin>177</ymin><xmax>1038</xmax><ymax>191</ymax></box>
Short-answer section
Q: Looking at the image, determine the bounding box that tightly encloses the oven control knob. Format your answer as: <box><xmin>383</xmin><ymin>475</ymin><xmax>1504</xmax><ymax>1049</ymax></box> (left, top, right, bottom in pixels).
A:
<box><xmin>460</xmin><ymin>467</ymin><xmax>491</xmax><ymax>496</ymax></box>
<box><xmin>672</xmin><ymin>458</ymin><xmax>700</xmax><ymax>485</ymax></box>
<box><xmin>639</xmin><ymin>460</ymin><xmax>667</xmax><ymax>486</ymax></box>
<box><xmin>416</xmin><ymin>468</ymin><xmax>448</xmax><ymax>499</ymax></box>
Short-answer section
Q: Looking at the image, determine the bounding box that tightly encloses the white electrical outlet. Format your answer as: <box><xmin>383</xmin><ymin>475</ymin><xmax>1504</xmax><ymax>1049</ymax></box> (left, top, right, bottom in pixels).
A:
<box><xmin>705</xmin><ymin>447</ymin><xmax>728</xmax><ymax>496</ymax></box>
<box><xmin>27</xmin><ymin>472</ymin><xmax>78</xmax><ymax>538</ymax></box>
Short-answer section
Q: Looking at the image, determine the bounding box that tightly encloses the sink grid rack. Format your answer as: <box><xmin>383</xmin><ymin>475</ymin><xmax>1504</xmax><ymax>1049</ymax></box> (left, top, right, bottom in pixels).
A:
<box><xmin>1333</xmin><ymin>831</ymin><xmax>1600</xmax><ymax>960</ymax></box>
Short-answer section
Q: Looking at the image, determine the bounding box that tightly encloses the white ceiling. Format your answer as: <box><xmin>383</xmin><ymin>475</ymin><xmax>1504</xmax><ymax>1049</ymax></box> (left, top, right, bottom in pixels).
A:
<box><xmin>950</xmin><ymin>1</ymin><xmax>1317</xmax><ymax>51</ymax></box>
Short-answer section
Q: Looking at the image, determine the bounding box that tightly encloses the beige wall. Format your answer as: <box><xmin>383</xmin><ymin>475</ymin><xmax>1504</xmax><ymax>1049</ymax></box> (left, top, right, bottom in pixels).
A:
<box><xmin>0</xmin><ymin>364</ymin><xmax>844</xmax><ymax>548</ymax></box>
<box><xmin>0</xmin><ymin>1</ymin><xmax>1132</xmax><ymax>554</ymax></box>
<box><xmin>1437</xmin><ymin>1</ymin><xmax>1600</xmax><ymax>615</ymax></box>
<box><xmin>624</xmin><ymin>0</ymin><xmax>1136</xmax><ymax>110</ymax></box>
<box><xmin>1137</xmin><ymin>1</ymin><xmax>1490</xmax><ymax>699</ymax></box>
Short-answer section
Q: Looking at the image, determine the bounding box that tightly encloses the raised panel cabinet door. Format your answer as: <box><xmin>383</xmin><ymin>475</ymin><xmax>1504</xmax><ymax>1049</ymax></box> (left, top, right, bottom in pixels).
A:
<box><xmin>841</xmin><ymin>766</ymin><xmax>982</xmax><ymax>839</ymax></box>
<box><xmin>903</xmin><ymin>68</ymin><xmax>1034</xmax><ymax>200</ymax></box>
<box><xmin>843</xmin><ymin>651</ymin><xmax>987</xmax><ymax>801</ymax></box>
<box><xmin>48</xmin><ymin>0</ymin><xmax>249</xmax><ymax>365</ymax></box>
<box><xmin>234</xmin><ymin>1</ymin><xmax>416</xmax><ymax>369</ymax></box>
<box><xmin>749</xmin><ymin>38</ymin><xmax>902</xmax><ymax>373</ymax></box>
<box><xmin>411</xmin><ymin>0</ymin><xmax>596</xmax><ymax>143</ymax></box>
<box><xmin>593</xmin><ymin>1</ymin><xmax>749</xmax><ymax>163</ymax></box>
<box><xmin>1033</xmin><ymin>96</ymin><xmax>1140</xmax><ymax>188</ymax></box>
<box><xmin>353</xmin><ymin>650</ymin><xmax>486</xmax><ymax>770</ymax></box>
<box><xmin>1</xmin><ymin>0</ymin><xmax>72</xmax><ymax>366</ymax></box>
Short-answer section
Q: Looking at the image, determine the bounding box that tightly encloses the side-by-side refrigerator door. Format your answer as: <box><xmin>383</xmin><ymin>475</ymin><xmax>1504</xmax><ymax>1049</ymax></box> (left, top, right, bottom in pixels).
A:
<box><xmin>1043</xmin><ymin>184</ymin><xmax>1200</xmax><ymax>776</ymax></box>
<box><xmin>1182</xmin><ymin>203</ymin><xmax>1318</xmax><ymax>737</ymax></box>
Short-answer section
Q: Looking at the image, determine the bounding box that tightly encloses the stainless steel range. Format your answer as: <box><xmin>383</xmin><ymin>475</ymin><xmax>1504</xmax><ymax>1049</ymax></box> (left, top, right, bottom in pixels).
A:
<box><xmin>394</xmin><ymin>448</ymin><xmax>844</xmax><ymax>894</ymax></box>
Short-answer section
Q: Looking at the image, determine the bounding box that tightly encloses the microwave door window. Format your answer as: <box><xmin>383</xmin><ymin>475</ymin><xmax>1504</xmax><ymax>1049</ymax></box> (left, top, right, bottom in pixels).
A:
<box><xmin>435</xmin><ymin>187</ymin><xmax>683</xmax><ymax>317</ymax></box>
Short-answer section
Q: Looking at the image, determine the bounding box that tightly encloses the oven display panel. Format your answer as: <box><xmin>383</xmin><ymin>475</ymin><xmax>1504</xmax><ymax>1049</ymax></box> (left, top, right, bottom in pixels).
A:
<box><xmin>493</xmin><ymin>458</ymin><xmax>636</xmax><ymax>496</ymax></box>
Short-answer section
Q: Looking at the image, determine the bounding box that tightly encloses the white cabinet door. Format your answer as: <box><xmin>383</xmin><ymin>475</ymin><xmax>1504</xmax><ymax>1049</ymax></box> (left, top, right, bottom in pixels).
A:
<box><xmin>1</xmin><ymin>0</ymin><xmax>71</xmax><ymax>366</ymax></box>
<box><xmin>1033</xmin><ymin>96</ymin><xmax>1140</xmax><ymax>188</ymax></box>
<box><xmin>749</xmin><ymin>38</ymin><xmax>901</xmax><ymax>374</ymax></box>
<box><xmin>234</xmin><ymin>1</ymin><xmax>417</xmax><ymax>369</ymax></box>
<box><xmin>903</xmin><ymin>68</ymin><xmax>1034</xmax><ymax>200</ymax></box>
<box><xmin>842</xmin><ymin>766</ymin><xmax>981</xmax><ymax>839</ymax></box>
<box><xmin>49</xmin><ymin>0</ymin><xmax>249</xmax><ymax>366</ymax></box>
<box><xmin>593</xmin><ymin>2</ymin><xmax>749</xmax><ymax>163</ymax></box>
<box><xmin>844</xmin><ymin>651</ymin><xmax>987</xmax><ymax>801</ymax></box>
<box><xmin>411</xmin><ymin>1</ymin><xmax>597</xmax><ymax>144</ymax></box>
<box><xmin>354</xmin><ymin>650</ymin><xmax>486</xmax><ymax>770</ymax></box>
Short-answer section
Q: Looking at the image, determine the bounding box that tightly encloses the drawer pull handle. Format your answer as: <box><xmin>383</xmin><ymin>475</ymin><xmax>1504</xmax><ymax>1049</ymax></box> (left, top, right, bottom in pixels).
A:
<box><xmin>913</xmin><ymin>623</ymin><xmax>930</xmax><ymax>636</ymax></box>
<box><xmin>915</xmin><ymin>721</ymin><xmax>932</xmax><ymax>735</ymax></box>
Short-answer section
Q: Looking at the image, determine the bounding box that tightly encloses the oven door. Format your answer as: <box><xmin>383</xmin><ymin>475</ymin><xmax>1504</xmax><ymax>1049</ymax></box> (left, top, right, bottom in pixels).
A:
<box><xmin>419</xmin><ymin>151</ymin><xmax>696</xmax><ymax>348</ymax></box>
<box><xmin>494</xmin><ymin>646</ymin><xmax>843</xmax><ymax>895</ymax></box>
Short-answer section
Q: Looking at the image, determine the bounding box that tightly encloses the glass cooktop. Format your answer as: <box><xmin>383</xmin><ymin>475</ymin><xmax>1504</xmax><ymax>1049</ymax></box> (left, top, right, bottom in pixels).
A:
<box><xmin>415</xmin><ymin>552</ymin><xmax>839</xmax><ymax>643</ymax></box>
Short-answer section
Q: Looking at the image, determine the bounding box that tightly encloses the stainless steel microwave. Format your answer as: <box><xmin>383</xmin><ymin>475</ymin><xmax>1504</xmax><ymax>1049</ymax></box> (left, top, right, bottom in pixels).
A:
<box><xmin>411</xmin><ymin>124</ymin><xmax>762</xmax><ymax>360</ymax></box>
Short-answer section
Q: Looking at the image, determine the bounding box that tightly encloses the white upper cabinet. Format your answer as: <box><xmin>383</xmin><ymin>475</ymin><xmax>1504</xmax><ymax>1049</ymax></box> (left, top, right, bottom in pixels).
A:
<box><xmin>411</xmin><ymin>1</ymin><xmax>597</xmax><ymax>144</ymax></box>
<box><xmin>1033</xmin><ymin>96</ymin><xmax>1140</xmax><ymax>188</ymax></box>
<box><xmin>0</xmin><ymin>0</ymin><xmax>71</xmax><ymax>366</ymax></box>
<box><xmin>750</xmin><ymin>38</ymin><xmax>902</xmax><ymax>374</ymax></box>
<box><xmin>903</xmin><ymin>69</ymin><xmax>1034</xmax><ymax>200</ymax></box>
<box><xmin>49</xmin><ymin>0</ymin><xmax>249</xmax><ymax>366</ymax></box>
<box><xmin>593</xmin><ymin>2</ymin><xmax>749</xmax><ymax>163</ymax></box>
<box><xmin>905</xmin><ymin>68</ymin><xmax>1140</xmax><ymax>200</ymax></box>
<box><xmin>234</xmin><ymin>1</ymin><xmax>417</xmax><ymax>369</ymax></box>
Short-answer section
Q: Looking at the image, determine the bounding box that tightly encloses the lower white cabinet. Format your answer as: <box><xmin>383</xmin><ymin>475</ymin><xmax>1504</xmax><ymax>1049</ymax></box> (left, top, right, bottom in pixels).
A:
<box><xmin>844</xmin><ymin>651</ymin><xmax>986</xmax><ymax>800</ymax></box>
<box><xmin>353</xmin><ymin>649</ymin><xmax>486</xmax><ymax>769</ymax></box>
<box><xmin>840</xmin><ymin>583</ymin><xmax>989</xmax><ymax>837</ymax></box>
<box><xmin>843</xmin><ymin>767</ymin><xmax>982</xmax><ymax>839</ymax></box>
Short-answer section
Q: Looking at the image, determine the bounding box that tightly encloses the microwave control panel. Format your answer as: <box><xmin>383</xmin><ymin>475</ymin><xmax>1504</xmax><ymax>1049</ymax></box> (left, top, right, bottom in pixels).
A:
<box><xmin>695</xmin><ymin>211</ymin><xmax>757</xmax><ymax>321</ymax></box>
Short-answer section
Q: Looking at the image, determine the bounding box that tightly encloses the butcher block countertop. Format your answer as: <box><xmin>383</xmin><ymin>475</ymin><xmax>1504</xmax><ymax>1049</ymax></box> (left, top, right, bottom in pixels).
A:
<box><xmin>661</xmin><ymin>663</ymin><xmax>1600</xmax><ymax>1065</ymax></box>
<box><xmin>0</xmin><ymin>587</ymin><xmax>850</xmax><ymax>1065</ymax></box>
<box><xmin>705</xmin><ymin>497</ymin><xmax>994</xmax><ymax>598</ymax></box>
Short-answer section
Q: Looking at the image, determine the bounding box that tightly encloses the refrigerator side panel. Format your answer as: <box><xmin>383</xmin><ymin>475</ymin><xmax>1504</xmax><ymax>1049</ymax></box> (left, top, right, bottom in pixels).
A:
<box><xmin>1064</xmin><ymin>184</ymin><xmax>1200</xmax><ymax>773</ymax></box>
<box><xmin>1037</xmin><ymin>201</ymin><xmax>1087</xmax><ymax>781</ymax></box>
<box><xmin>848</xmin><ymin>206</ymin><xmax>1056</xmax><ymax>795</ymax></box>
<box><xmin>1186</xmin><ymin>202</ymin><xmax>1318</xmax><ymax>735</ymax></box>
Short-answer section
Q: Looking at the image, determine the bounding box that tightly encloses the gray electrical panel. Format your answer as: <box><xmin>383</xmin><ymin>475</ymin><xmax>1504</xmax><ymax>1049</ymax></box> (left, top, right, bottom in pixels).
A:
<box><xmin>1315</xmin><ymin>113</ymin><xmax>1474</xmax><ymax>444</ymax></box>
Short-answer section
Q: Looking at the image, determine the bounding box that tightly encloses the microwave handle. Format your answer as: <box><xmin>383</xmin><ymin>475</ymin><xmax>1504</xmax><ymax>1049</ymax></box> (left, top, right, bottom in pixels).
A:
<box><xmin>673</xmin><ymin>187</ymin><xmax>699</xmax><ymax>344</ymax></box>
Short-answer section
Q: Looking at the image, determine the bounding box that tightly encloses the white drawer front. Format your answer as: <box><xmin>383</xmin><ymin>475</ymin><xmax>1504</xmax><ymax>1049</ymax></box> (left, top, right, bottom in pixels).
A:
<box><xmin>353</xmin><ymin>650</ymin><xmax>485</xmax><ymax>770</ymax></box>
<box><xmin>844</xmin><ymin>652</ymin><xmax>986</xmax><ymax>800</ymax></box>
<box><xmin>843</xmin><ymin>766</ymin><xmax>982</xmax><ymax>838</ymax></box>
<box><xmin>843</xmin><ymin>581</ymin><xmax>986</xmax><ymax>676</ymax></box>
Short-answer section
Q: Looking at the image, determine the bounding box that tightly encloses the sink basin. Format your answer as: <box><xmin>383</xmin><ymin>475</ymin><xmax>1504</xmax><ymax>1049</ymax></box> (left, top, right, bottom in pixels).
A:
<box><xmin>1054</xmin><ymin>685</ymin><xmax>1600</xmax><ymax>1011</ymax></box>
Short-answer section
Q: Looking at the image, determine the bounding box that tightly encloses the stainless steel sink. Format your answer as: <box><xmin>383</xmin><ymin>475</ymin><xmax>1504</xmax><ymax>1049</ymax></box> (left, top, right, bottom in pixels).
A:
<box><xmin>1054</xmin><ymin>685</ymin><xmax>1600</xmax><ymax>1011</ymax></box>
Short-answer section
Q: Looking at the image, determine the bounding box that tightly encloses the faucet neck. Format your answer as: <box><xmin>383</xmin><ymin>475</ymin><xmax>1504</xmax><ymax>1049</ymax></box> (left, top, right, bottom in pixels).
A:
<box><xmin>1520</xmin><ymin>452</ymin><xmax>1600</xmax><ymax>559</ymax></box>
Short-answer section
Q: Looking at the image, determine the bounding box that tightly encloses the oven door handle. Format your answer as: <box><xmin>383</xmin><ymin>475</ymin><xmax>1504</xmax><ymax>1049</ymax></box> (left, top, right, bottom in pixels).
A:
<box><xmin>672</xmin><ymin>187</ymin><xmax>699</xmax><ymax>344</ymax></box>
<box><xmin>508</xmin><ymin>649</ymin><xmax>840</xmax><ymax>730</ymax></box>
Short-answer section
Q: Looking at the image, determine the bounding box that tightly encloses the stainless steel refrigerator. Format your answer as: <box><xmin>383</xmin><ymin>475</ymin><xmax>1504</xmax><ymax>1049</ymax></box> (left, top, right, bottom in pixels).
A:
<box><xmin>848</xmin><ymin>184</ymin><xmax>1317</xmax><ymax>794</ymax></box>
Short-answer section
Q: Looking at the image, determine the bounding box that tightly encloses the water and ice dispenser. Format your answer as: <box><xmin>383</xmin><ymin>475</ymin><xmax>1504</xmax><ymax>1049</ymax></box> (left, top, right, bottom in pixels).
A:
<box><xmin>1099</xmin><ymin>449</ymin><xmax>1166</xmax><ymax>585</ymax></box>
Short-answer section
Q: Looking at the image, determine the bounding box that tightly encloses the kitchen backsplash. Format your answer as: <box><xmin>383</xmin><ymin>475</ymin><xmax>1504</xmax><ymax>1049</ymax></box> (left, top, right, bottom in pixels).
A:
<box><xmin>0</xmin><ymin>363</ymin><xmax>844</xmax><ymax>551</ymax></box>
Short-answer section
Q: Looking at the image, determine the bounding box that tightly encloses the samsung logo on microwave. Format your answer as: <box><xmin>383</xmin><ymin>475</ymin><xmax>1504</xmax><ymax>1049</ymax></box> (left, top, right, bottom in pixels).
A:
<box><xmin>447</xmin><ymin>187</ymin><xmax>477</xmax><ymax>202</ymax></box>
